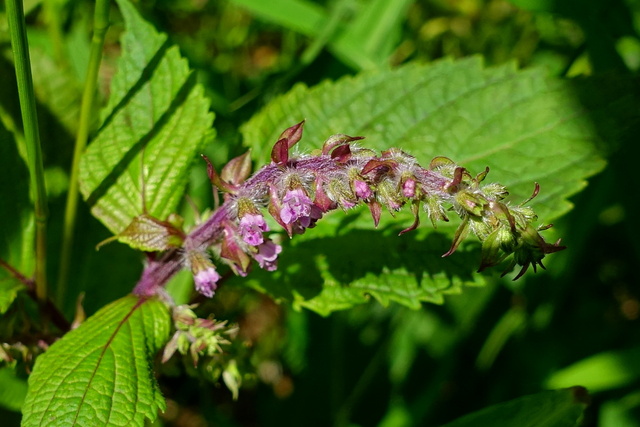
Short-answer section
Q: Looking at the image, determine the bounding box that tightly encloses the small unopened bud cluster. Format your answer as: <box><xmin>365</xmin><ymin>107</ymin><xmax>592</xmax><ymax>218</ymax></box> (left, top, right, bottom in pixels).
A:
<box><xmin>133</xmin><ymin>121</ymin><xmax>565</xmax><ymax>298</ymax></box>
<box><xmin>162</xmin><ymin>304</ymin><xmax>238</xmax><ymax>366</ymax></box>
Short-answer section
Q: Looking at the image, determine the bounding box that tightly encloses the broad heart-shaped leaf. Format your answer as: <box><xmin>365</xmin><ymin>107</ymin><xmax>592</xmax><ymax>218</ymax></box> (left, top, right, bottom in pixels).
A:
<box><xmin>240</xmin><ymin>57</ymin><xmax>608</xmax><ymax>315</ymax></box>
<box><xmin>79</xmin><ymin>0</ymin><xmax>214</xmax><ymax>236</ymax></box>
<box><xmin>440</xmin><ymin>388</ymin><xmax>589</xmax><ymax>427</ymax></box>
<box><xmin>21</xmin><ymin>295</ymin><xmax>171</xmax><ymax>426</ymax></box>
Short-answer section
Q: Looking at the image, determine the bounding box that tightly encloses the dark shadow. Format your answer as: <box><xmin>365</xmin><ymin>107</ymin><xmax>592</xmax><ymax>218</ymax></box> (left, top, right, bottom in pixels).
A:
<box><xmin>548</xmin><ymin>0</ymin><xmax>637</xmax><ymax>73</ymax></box>
<box><xmin>240</xmin><ymin>225</ymin><xmax>484</xmax><ymax>306</ymax></box>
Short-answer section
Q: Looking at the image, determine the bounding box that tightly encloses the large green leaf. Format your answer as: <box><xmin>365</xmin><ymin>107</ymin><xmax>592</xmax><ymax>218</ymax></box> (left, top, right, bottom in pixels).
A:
<box><xmin>441</xmin><ymin>388</ymin><xmax>589</xmax><ymax>427</ymax></box>
<box><xmin>239</xmin><ymin>57</ymin><xmax>607</xmax><ymax>315</ymax></box>
<box><xmin>21</xmin><ymin>295</ymin><xmax>171</xmax><ymax>426</ymax></box>
<box><xmin>78</xmin><ymin>0</ymin><xmax>214</xmax><ymax>235</ymax></box>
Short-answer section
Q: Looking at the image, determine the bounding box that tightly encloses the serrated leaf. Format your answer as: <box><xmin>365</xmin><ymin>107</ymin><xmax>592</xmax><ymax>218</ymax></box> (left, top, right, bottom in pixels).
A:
<box><xmin>240</xmin><ymin>57</ymin><xmax>608</xmax><ymax>314</ymax></box>
<box><xmin>241</xmin><ymin>216</ymin><xmax>485</xmax><ymax>316</ymax></box>
<box><xmin>21</xmin><ymin>296</ymin><xmax>171</xmax><ymax>427</ymax></box>
<box><xmin>78</xmin><ymin>0</ymin><xmax>214</xmax><ymax>235</ymax></box>
<box><xmin>441</xmin><ymin>388</ymin><xmax>589</xmax><ymax>427</ymax></box>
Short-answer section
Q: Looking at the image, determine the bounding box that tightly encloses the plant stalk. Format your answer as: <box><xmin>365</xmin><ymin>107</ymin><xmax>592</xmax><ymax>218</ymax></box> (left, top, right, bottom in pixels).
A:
<box><xmin>57</xmin><ymin>0</ymin><xmax>111</xmax><ymax>302</ymax></box>
<box><xmin>6</xmin><ymin>0</ymin><xmax>49</xmax><ymax>302</ymax></box>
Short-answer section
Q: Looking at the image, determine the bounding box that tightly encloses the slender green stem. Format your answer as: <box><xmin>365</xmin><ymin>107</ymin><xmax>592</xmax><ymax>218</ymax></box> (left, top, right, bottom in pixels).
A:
<box><xmin>6</xmin><ymin>0</ymin><xmax>49</xmax><ymax>302</ymax></box>
<box><xmin>57</xmin><ymin>0</ymin><xmax>111</xmax><ymax>302</ymax></box>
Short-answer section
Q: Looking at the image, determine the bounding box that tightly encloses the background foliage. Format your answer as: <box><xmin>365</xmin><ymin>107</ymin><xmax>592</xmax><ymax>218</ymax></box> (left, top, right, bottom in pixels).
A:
<box><xmin>1</xmin><ymin>0</ymin><xmax>640</xmax><ymax>426</ymax></box>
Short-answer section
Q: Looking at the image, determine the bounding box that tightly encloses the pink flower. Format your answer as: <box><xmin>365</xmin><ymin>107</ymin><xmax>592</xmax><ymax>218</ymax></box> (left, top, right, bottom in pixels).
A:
<box><xmin>239</xmin><ymin>213</ymin><xmax>269</xmax><ymax>246</ymax></box>
<box><xmin>402</xmin><ymin>178</ymin><xmax>416</xmax><ymax>198</ymax></box>
<box><xmin>280</xmin><ymin>188</ymin><xmax>312</xmax><ymax>223</ymax></box>
<box><xmin>280</xmin><ymin>188</ymin><xmax>323</xmax><ymax>231</ymax></box>
<box><xmin>354</xmin><ymin>179</ymin><xmax>373</xmax><ymax>200</ymax></box>
<box><xmin>193</xmin><ymin>267</ymin><xmax>221</xmax><ymax>298</ymax></box>
<box><xmin>254</xmin><ymin>240</ymin><xmax>282</xmax><ymax>271</ymax></box>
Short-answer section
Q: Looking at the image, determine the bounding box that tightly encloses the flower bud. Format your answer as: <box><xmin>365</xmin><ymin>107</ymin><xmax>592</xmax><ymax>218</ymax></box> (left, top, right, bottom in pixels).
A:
<box><xmin>326</xmin><ymin>179</ymin><xmax>357</xmax><ymax>209</ymax></box>
<box><xmin>402</xmin><ymin>178</ymin><xmax>417</xmax><ymax>198</ymax></box>
<box><xmin>455</xmin><ymin>190</ymin><xmax>488</xmax><ymax>217</ymax></box>
<box><xmin>376</xmin><ymin>179</ymin><xmax>404</xmax><ymax>211</ymax></box>
<box><xmin>186</xmin><ymin>249</ymin><xmax>221</xmax><ymax>298</ymax></box>
<box><xmin>353</xmin><ymin>179</ymin><xmax>373</xmax><ymax>200</ymax></box>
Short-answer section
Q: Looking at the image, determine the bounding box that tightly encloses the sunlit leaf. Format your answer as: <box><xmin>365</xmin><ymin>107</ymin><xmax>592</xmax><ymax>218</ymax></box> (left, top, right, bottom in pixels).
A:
<box><xmin>21</xmin><ymin>296</ymin><xmax>171</xmax><ymax>426</ymax></box>
<box><xmin>78</xmin><ymin>0</ymin><xmax>214</xmax><ymax>236</ymax></box>
<box><xmin>240</xmin><ymin>57</ymin><xmax>607</xmax><ymax>314</ymax></box>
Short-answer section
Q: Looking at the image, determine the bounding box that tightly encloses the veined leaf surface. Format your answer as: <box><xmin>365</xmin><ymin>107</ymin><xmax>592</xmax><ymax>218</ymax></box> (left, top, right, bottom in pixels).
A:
<box><xmin>79</xmin><ymin>0</ymin><xmax>214</xmax><ymax>235</ymax></box>
<box><xmin>21</xmin><ymin>296</ymin><xmax>171</xmax><ymax>426</ymax></box>
<box><xmin>239</xmin><ymin>58</ymin><xmax>607</xmax><ymax>314</ymax></box>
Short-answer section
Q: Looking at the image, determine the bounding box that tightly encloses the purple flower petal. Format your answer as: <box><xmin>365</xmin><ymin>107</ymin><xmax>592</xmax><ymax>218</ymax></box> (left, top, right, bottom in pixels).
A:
<box><xmin>254</xmin><ymin>241</ymin><xmax>283</xmax><ymax>271</ymax></box>
<box><xmin>280</xmin><ymin>188</ymin><xmax>313</xmax><ymax>224</ymax></box>
<box><xmin>239</xmin><ymin>213</ymin><xmax>269</xmax><ymax>246</ymax></box>
<box><xmin>193</xmin><ymin>267</ymin><xmax>221</xmax><ymax>298</ymax></box>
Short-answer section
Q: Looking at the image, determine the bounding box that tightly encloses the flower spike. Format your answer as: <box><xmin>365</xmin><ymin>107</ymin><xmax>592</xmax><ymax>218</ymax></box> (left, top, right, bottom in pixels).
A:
<box><xmin>133</xmin><ymin>122</ymin><xmax>568</xmax><ymax>299</ymax></box>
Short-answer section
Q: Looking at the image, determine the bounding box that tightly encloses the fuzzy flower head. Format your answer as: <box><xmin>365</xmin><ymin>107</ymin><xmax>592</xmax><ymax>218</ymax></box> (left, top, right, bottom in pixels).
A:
<box><xmin>238</xmin><ymin>213</ymin><xmax>269</xmax><ymax>246</ymax></box>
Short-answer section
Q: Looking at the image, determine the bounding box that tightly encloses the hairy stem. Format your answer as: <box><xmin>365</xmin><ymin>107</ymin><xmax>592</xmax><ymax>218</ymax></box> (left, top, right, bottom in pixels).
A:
<box><xmin>7</xmin><ymin>0</ymin><xmax>49</xmax><ymax>302</ymax></box>
<box><xmin>57</xmin><ymin>0</ymin><xmax>111</xmax><ymax>302</ymax></box>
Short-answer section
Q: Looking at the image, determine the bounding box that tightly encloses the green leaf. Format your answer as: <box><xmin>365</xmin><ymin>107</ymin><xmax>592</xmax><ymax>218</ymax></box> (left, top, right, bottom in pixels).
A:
<box><xmin>240</xmin><ymin>57</ymin><xmax>607</xmax><ymax>315</ymax></box>
<box><xmin>240</xmin><ymin>215</ymin><xmax>485</xmax><ymax>316</ymax></box>
<box><xmin>79</xmin><ymin>0</ymin><xmax>214</xmax><ymax>235</ymax></box>
<box><xmin>229</xmin><ymin>0</ymin><xmax>412</xmax><ymax>69</ymax></box>
<box><xmin>441</xmin><ymin>388</ymin><xmax>589</xmax><ymax>427</ymax></box>
<box><xmin>330</xmin><ymin>0</ymin><xmax>413</xmax><ymax>69</ymax></box>
<box><xmin>113</xmin><ymin>213</ymin><xmax>184</xmax><ymax>252</ymax></box>
<box><xmin>546</xmin><ymin>347</ymin><xmax>640</xmax><ymax>393</ymax></box>
<box><xmin>28</xmin><ymin>40</ymin><xmax>82</xmax><ymax>136</ymax></box>
<box><xmin>229</xmin><ymin>0</ymin><xmax>326</xmax><ymax>38</ymax></box>
<box><xmin>599</xmin><ymin>392</ymin><xmax>640</xmax><ymax>427</ymax></box>
<box><xmin>0</xmin><ymin>367</ymin><xmax>28</xmax><ymax>412</ymax></box>
<box><xmin>0</xmin><ymin>120</ymin><xmax>33</xmax><ymax>313</ymax></box>
<box><xmin>21</xmin><ymin>296</ymin><xmax>171</xmax><ymax>427</ymax></box>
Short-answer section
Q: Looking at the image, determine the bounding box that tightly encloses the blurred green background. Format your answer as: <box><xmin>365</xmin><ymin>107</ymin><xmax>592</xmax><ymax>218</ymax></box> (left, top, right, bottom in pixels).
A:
<box><xmin>1</xmin><ymin>0</ymin><xmax>640</xmax><ymax>425</ymax></box>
